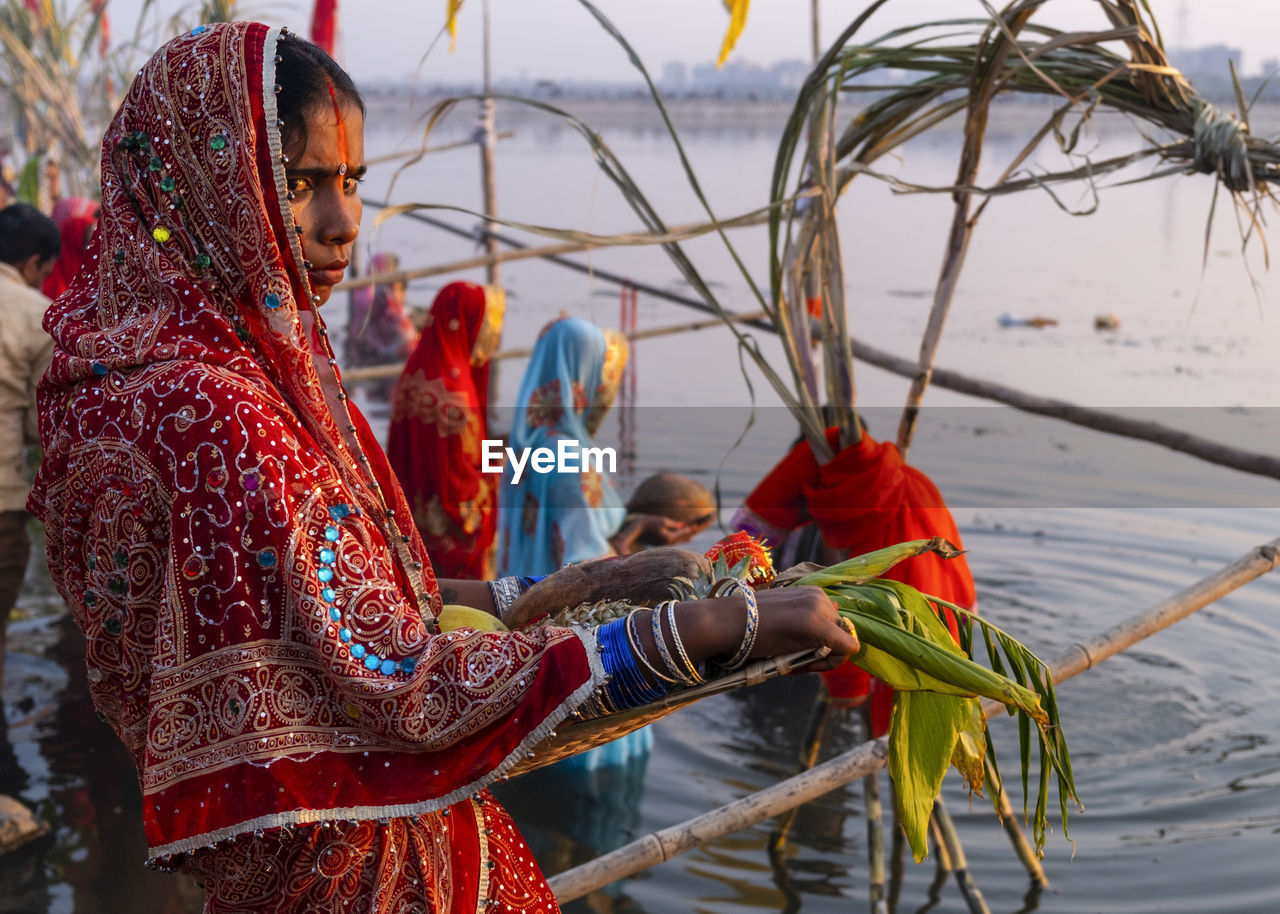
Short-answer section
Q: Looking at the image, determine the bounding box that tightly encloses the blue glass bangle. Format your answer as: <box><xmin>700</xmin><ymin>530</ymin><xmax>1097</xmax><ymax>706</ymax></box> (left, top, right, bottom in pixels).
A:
<box><xmin>601</xmin><ymin>619</ymin><xmax>657</xmax><ymax>709</ymax></box>
<box><xmin>597</xmin><ymin>618</ymin><xmax>667</xmax><ymax>710</ymax></box>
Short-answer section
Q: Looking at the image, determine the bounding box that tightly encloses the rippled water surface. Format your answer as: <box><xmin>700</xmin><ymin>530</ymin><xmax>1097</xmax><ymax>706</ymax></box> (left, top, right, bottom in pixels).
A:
<box><xmin>3</xmin><ymin>101</ymin><xmax>1279</xmax><ymax>912</ymax></box>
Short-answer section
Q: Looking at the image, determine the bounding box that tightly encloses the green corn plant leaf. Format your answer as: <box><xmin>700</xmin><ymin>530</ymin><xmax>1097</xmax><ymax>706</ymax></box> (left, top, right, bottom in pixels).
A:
<box><xmin>794</xmin><ymin>537</ymin><xmax>962</xmax><ymax>587</ymax></box>
<box><xmin>775</xmin><ymin>540</ymin><xmax>1079</xmax><ymax>858</ymax></box>
<box><xmin>888</xmin><ymin>689</ymin><xmax>978</xmax><ymax>861</ymax></box>
<box><xmin>839</xmin><ymin>629</ymin><xmax>975</xmax><ymax>698</ymax></box>
<box><xmin>834</xmin><ymin>604</ymin><xmax>1045</xmax><ymax>718</ymax></box>
<box><xmin>863</xmin><ymin>578</ymin><xmax>962</xmax><ymax>650</ymax></box>
<box><xmin>827</xmin><ymin>585</ymin><xmax>909</xmax><ymax>626</ymax></box>
<box><xmin>952</xmin><ymin>698</ymin><xmax>989</xmax><ymax>794</ymax></box>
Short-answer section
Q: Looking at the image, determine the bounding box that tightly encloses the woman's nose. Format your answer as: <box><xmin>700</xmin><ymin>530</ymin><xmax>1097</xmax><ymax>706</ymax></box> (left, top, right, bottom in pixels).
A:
<box><xmin>319</xmin><ymin>187</ymin><xmax>360</xmax><ymax>247</ymax></box>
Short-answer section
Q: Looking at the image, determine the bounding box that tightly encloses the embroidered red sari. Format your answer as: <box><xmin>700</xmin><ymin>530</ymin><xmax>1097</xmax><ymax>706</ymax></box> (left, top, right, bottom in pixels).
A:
<box><xmin>29</xmin><ymin>22</ymin><xmax>601</xmax><ymax>911</ymax></box>
<box><xmin>387</xmin><ymin>281</ymin><xmax>504</xmax><ymax>580</ymax></box>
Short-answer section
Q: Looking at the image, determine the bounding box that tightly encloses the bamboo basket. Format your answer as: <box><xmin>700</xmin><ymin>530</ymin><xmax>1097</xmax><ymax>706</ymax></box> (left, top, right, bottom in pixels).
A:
<box><xmin>506</xmin><ymin>646</ymin><xmax>830</xmax><ymax>777</ymax></box>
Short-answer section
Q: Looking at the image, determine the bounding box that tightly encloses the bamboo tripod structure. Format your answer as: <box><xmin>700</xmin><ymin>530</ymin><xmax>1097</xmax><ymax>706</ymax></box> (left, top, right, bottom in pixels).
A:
<box><xmin>344</xmin><ymin>206</ymin><xmax>1280</xmax><ymax>485</ymax></box>
<box><xmin>546</xmin><ymin>537</ymin><xmax>1280</xmax><ymax>904</ymax></box>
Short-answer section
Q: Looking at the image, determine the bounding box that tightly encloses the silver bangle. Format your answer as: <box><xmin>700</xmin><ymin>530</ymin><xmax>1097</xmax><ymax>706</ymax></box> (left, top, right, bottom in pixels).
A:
<box><xmin>715</xmin><ymin>579</ymin><xmax>759</xmax><ymax>672</ymax></box>
<box><xmin>650</xmin><ymin>600</ymin><xmax>698</xmax><ymax>686</ymax></box>
<box><xmin>664</xmin><ymin>600</ymin><xmax>705</xmax><ymax>685</ymax></box>
<box><xmin>488</xmin><ymin>576</ymin><xmax>522</xmax><ymax>624</ymax></box>
<box><xmin>625</xmin><ymin>609</ymin><xmax>679</xmax><ymax>685</ymax></box>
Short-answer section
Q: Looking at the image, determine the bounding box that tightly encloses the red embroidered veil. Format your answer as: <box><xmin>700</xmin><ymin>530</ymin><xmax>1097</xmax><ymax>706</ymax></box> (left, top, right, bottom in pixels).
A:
<box><xmin>387</xmin><ymin>281</ymin><xmax>504</xmax><ymax>580</ymax></box>
<box><xmin>29</xmin><ymin>22</ymin><xmax>602</xmax><ymax>905</ymax></box>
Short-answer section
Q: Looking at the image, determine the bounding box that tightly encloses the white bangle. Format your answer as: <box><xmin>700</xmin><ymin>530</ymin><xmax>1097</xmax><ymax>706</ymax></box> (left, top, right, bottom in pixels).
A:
<box><xmin>715</xmin><ymin>579</ymin><xmax>759</xmax><ymax>671</ymax></box>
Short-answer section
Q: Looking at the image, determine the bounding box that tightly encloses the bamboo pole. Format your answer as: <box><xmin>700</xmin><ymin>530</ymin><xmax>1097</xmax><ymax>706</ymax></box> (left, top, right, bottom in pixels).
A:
<box><xmin>931</xmin><ymin>796</ymin><xmax>993</xmax><ymax>914</ymax></box>
<box><xmin>339</xmin><ymin>311</ymin><xmax>769</xmax><ymax>383</ymax></box>
<box><xmin>352</xmin><ymin>212</ymin><xmax>1280</xmax><ymax>483</ymax></box>
<box><xmin>547</xmin><ymin>538</ymin><xmax>1280</xmax><ymax>903</ymax></box>
<box><xmin>335</xmin><ymin>238</ymin><xmax>599</xmax><ymax>291</ymax></box>
<box><xmin>479</xmin><ymin>0</ymin><xmax>500</xmax><ymax>286</ymax></box>
<box><xmin>341</xmin><ymin>204</ymin><xmax>774</xmax><ymax>291</ymax></box>
<box><xmin>861</xmin><ymin>704</ymin><xmax>889</xmax><ymax>914</ymax></box>
<box><xmin>865</xmin><ymin>766</ymin><xmax>889</xmax><ymax>914</ymax></box>
<box><xmin>988</xmin><ymin>760</ymin><xmax>1049</xmax><ymax>889</ymax></box>
<box><xmin>363</xmin><ymin>132</ymin><xmax>514</xmax><ymax>167</ymax></box>
<box><xmin>547</xmin><ymin>736</ymin><xmax>891</xmax><ymax>904</ymax></box>
<box><xmin>767</xmin><ymin>690</ymin><xmax>831</xmax><ymax>850</ymax></box>
<box><xmin>844</xmin><ymin>337</ymin><xmax>1280</xmax><ymax>483</ymax></box>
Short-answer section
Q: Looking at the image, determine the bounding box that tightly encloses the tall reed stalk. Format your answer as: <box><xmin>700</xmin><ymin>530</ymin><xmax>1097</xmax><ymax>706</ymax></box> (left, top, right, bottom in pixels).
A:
<box><xmin>0</xmin><ymin>0</ymin><xmax>245</xmax><ymax>199</ymax></box>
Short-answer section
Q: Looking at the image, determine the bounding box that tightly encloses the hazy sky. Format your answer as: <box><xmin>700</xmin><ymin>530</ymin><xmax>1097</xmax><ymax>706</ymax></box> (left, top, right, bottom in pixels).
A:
<box><xmin>106</xmin><ymin>1</ymin><xmax>1280</xmax><ymax>84</ymax></box>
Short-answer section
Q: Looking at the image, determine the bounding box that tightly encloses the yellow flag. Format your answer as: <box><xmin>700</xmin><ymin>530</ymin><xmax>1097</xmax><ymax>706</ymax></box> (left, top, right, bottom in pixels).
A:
<box><xmin>446</xmin><ymin>0</ymin><xmax>464</xmax><ymax>51</ymax></box>
<box><xmin>717</xmin><ymin>0</ymin><xmax>750</xmax><ymax>67</ymax></box>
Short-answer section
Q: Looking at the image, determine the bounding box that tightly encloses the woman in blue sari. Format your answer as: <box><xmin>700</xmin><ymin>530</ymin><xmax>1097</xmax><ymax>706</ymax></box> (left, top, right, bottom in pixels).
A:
<box><xmin>497</xmin><ymin>316</ymin><xmax>686</xmax><ymax>769</ymax></box>
<box><xmin>497</xmin><ymin>317</ymin><xmax>687</xmax><ymax>575</ymax></box>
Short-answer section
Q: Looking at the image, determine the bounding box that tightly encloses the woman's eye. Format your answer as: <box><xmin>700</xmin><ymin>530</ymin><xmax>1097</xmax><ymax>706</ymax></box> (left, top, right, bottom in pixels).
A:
<box><xmin>286</xmin><ymin>176</ymin><xmax>313</xmax><ymax>195</ymax></box>
<box><xmin>342</xmin><ymin>175</ymin><xmax>364</xmax><ymax>196</ymax></box>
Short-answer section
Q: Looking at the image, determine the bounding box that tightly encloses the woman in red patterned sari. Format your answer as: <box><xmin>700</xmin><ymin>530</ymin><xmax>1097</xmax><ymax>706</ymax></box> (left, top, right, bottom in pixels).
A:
<box><xmin>387</xmin><ymin>281</ymin><xmax>504</xmax><ymax>580</ymax></box>
<box><xmin>29</xmin><ymin>23</ymin><xmax>856</xmax><ymax>912</ymax></box>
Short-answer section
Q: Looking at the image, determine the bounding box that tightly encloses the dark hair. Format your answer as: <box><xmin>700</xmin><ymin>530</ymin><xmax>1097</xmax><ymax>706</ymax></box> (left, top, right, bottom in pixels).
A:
<box><xmin>0</xmin><ymin>203</ymin><xmax>60</xmax><ymax>266</ymax></box>
<box><xmin>275</xmin><ymin>34</ymin><xmax>365</xmax><ymax>158</ymax></box>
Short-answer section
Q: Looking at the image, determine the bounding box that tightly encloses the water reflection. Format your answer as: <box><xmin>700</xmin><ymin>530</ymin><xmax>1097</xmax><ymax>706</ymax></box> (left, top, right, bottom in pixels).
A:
<box><xmin>1</xmin><ymin>613</ymin><xmax>201</xmax><ymax>914</ymax></box>
<box><xmin>493</xmin><ymin>755</ymin><xmax>651</xmax><ymax>914</ymax></box>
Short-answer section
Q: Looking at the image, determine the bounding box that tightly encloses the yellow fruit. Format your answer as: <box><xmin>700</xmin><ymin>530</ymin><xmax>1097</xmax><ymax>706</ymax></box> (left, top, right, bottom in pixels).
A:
<box><xmin>438</xmin><ymin>604</ymin><xmax>508</xmax><ymax>633</ymax></box>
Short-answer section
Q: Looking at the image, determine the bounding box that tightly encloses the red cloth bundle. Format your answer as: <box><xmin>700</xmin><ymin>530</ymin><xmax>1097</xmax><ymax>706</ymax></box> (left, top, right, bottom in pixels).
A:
<box><xmin>744</xmin><ymin>429</ymin><xmax>975</xmax><ymax>736</ymax></box>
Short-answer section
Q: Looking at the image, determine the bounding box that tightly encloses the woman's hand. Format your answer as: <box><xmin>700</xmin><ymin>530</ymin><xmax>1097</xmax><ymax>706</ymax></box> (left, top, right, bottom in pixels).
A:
<box><xmin>747</xmin><ymin>586</ymin><xmax>859</xmax><ymax>671</ymax></box>
<box><xmin>609</xmin><ymin>514</ymin><xmax>691</xmax><ymax>555</ymax></box>
<box><xmin>629</xmin><ymin>585</ymin><xmax>858</xmax><ymax>680</ymax></box>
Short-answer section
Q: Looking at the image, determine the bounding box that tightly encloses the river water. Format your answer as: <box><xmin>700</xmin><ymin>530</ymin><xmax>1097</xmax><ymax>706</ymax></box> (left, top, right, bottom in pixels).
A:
<box><xmin>2</xmin><ymin>98</ymin><xmax>1279</xmax><ymax>913</ymax></box>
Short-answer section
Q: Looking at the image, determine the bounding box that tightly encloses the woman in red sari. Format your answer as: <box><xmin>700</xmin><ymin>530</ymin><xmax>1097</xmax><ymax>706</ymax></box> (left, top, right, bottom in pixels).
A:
<box><xmin>29</xmin><ymin>23</ymin><xmax>855</xmax><ymax>912</ymax></box>
<box><xmin>731</xmin><ymin>427</ymin><xmax>975</xmax><ymax>735</ymax></box>
<box><xmin>42</xmin><ymin>197</ymin><xmax>99</xmax><ymax>300</ymax></box>
<box><xmin>387</xmin><ymin>281</ymin><xmax>504</xmax><ymax>580</ymax></box>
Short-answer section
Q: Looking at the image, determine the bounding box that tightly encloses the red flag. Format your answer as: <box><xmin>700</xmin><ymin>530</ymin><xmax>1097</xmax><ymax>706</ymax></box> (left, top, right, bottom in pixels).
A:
<box><xmin>309</xmin><ymin>0</ymin><xmax>338</xmax><ymax>55</ymax></box>
<box><xmin>93</xmin><ymin>0</ymin><xmax>110</xmax><ymax>57</ymax></box>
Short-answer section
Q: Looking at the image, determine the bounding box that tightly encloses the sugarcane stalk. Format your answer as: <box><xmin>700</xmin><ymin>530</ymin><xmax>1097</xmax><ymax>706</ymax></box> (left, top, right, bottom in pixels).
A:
<box><xmin>896</xmin><ymin>3</ymin><xmax>1039</xmax><ymax>458</ymax></box>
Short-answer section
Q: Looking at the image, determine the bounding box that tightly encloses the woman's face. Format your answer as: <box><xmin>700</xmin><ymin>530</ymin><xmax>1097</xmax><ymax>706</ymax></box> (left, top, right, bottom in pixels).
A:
<box><xmin>284</xmin><ymin>100</ymin><xmax>366</xmax><ymax>306</ymax></box>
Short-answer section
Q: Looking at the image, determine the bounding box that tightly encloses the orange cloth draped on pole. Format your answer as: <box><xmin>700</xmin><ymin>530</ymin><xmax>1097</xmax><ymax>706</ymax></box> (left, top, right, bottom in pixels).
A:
<box><xmin>735</xmin><ymin>428</ymin><xmax>975</xmax><ymax>737</ymax></box>
<box><xmin>309</xmin><ymin>0</ymin><xmax>338</xmax><ymax>55</ymax></box>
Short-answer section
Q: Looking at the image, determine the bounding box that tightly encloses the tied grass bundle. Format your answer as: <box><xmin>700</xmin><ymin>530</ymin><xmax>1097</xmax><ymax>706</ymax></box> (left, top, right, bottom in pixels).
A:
<box><xmin>779</xmin><ymin>538</ymin><xmax>1077</xmax><ymax>861</ymax></box>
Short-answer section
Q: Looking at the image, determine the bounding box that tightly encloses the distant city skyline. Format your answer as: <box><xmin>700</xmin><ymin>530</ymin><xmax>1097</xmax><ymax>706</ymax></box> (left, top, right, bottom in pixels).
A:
<box><xmin>104</xmin><ymin>1</ymin><xmax>1280</xmax><ymax>85</ymax></box>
